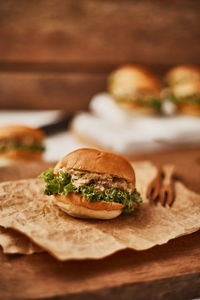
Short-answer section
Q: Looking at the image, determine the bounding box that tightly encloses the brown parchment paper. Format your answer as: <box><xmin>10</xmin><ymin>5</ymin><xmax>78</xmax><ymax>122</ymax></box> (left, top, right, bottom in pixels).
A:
<box><xmin>0</xmin><ymin>161</ymin><xmax>54</xmax><ymax>254</ymax></box>
<box><xmin>0</xmin><ymin>226</ymin><xmax>42</xmax><ymax>254</ymax></box>
<box><xmin>0</xmin><ymin>161</ymin><xmax>199</xmax><ymax>260</ymax></box>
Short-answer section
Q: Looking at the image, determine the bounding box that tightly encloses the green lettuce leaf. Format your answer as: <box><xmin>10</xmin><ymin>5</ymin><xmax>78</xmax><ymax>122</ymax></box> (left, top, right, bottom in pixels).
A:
<box><xmin>0</xmin><ymin>142</ymin><xmax>45</xmax><ymax>152</ymax></box>
<box><xmin>168</xmin><ymin>94</ymin><xmax>200</xmax><ymax>106</ymax></box>
<box><xmin>144</xmin><ymin>97</ymin><xmax>162</xmax><ymax>113</ymax></box>
<box><xmin>13</xmin><ymin>142</ymin><xmax>45</xmax><ymax>152</ymax></box>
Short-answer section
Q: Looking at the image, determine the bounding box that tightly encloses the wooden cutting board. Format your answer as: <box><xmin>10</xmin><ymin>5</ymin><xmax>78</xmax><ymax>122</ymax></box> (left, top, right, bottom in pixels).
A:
<box><xmin>0</xmin><ymin>147</ymin><xmax>200</xmax><ymax>300</ymax></box>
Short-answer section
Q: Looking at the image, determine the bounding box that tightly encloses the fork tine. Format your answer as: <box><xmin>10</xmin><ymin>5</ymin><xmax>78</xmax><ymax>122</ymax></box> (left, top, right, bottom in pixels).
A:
<box><xmin>159</xmin><ymin>189</ymin><xmax>168</xmax><ymax>206</ymax></box>
<box><xmin>146</xmin><ymin>182</ymin><xmax>153</xmax><ymax>199</ymax></box>
<box><xmin>153</xmin><ymin>195</ymin><xmax>160</xmax><ymax>205</ymax></box>
<box><xmin>166</xmin><ymin>188</ymin><xmax>175</xmax><ymax>206</ymax></box>
<box><xmin>152</xmin><ymin>184</ymin><xmax>160</xmax><ymax>200</ymax></box>
<box><xmin>146</xmin><ymin>168</ymin><xmax>162</xmax><ymax>202</ymax></box>
<box><xmin>146</xmin><ymin>180</ymin><xmax>160</xmax><ymax>202</ymax></box>
<box><xmin>159</xmin><ymin>164</ymin><xmax>175</xmax><ymax>207</ymax></box>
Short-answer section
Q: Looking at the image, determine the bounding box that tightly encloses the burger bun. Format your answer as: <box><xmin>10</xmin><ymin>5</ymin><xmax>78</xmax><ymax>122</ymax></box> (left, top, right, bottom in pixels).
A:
<box><xmin>54</xmin><ymin>193</ymin><xmax>124</xmax><ymax>220</ymax></box>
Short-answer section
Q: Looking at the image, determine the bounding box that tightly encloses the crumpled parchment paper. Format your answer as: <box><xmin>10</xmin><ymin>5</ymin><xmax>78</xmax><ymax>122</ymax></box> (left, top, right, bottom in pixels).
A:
<box><xmin>0</xmin><ymin>161</ymin><xmax>199</xmax><ymax>260</ymax></box>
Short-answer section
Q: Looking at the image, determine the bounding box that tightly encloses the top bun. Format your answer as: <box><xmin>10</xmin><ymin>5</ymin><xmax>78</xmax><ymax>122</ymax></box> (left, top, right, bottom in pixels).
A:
<box><xmin>171</xmin><ymin>79</ymin><xmax>200</xmax><ymax>98</ymax></box>
<box><xmin>108</xmin><ymin>65</ymin><xmax>161</xmax><ymax>100</ymax></box>
<box><xmin>54</xmin><ymin>148</ymin><xmax>135</xmax><ymax>185</ymax></box>
<box><xmin>0</xmin><ymin>125</ymin><xmax>45</xmax><ymax>141</ymax></box>
<box><xmin>165</xmin><ymin>65</ymin><xmax>200</xmax><ymax>86</ymax></box>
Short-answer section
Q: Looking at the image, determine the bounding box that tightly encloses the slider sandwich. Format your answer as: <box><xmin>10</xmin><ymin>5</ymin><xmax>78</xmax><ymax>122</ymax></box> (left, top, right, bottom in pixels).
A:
<box><xmin>40</xmin><ymin>148</ymin><xmax>142</xmax><ymax>220</ymax></box>
<box><xmin>0</xmin><ymin>125</ymin><xmax>45</xmax><ymax>164</ymax></box>
<box><xmin>170</xmin><ymin>80</ymin><xmax>200</xmax><ymax>116</ymax></box>
<box><xmin>165</xmin><ymin>65</ymin><xmax>200</xmax><ymax>87</ymax></box>
<box><xmin>108</xmin><ymin>65</ymin><xmax>162</xmax><ymax>115</ymax></box>
<box><xmin>164</xmin><ymin>66</ymin><xmax>200</xmax><ymax>116</ymax></box>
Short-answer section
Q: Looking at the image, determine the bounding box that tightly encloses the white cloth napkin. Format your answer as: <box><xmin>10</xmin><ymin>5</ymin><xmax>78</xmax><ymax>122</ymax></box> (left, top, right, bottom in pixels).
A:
<box><xmin>0</xmin><ymin>110</ymin><xmax>63</xmax><ymax>128</ymax></box>
<box><xmin>72</xmin><ymin>93</ymin><xmax>200</xmax><ymax>154</ymax></box>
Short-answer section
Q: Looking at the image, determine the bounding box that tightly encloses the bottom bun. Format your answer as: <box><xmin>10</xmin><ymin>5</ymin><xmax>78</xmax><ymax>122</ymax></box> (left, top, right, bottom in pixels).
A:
<box><xmin>54</xmin><ymin>193</ymin><xmax>124</xmax><ymax>220</ymax></box>
<box><xmin>116</xmin><ymin>100</ymin><xmax>157</xmax><ymax>116</ymax></box>
<box><xmin>178</xmin><ymin>103</ymin><xmax>200</xmax><ymax>116</ymax></box>
<box><xmin>0</xmin><ymin>149</ymin><xmax>43</xmax><ymax>161</ymax></box>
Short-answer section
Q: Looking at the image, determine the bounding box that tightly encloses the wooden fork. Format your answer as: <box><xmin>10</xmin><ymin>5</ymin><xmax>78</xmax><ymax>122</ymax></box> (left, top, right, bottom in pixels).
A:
<box><xmin>146</xmin><ymin>167</ymin><xmax>162</xmax><ymax>203</ymax></box>
<box><xmin>159</xmin><ymin>164</ymin><xmax>175</xmax><ymax>207</ymax></box>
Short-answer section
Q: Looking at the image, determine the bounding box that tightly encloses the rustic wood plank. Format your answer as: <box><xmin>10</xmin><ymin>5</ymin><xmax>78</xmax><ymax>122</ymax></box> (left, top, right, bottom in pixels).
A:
<box><xmin>0</xmin><ymin>61</ymin><xmax>173</xmax><ymax>76</ymax></box>
<box><xmin>0</xmin><ymin>72</ymin><xmax>106</xmax><ymax>110</ymax></box>
<box><xmin>0</xmin><ymin>0</ymin><xmax>200</xmax><ymax>65</ymax></box>
<box><xmin>1</xmin><ymin>0</ymin><xmax>200</xmax><ymax>109</ymax></box>
<box><xmin>0</xmin><ymin>148</ymin><xmax>200</xmax><ymax>299</ymax></box>
<box><xmin>0</xmin><ymin>230</ymin><xmax>200</xmax><ymax>299</ymax></box>
<box><xmin>0</xmin><ymin>64</ymin><xmax>172</xmax><ymax>110</ymax></box>
<box><xmin>3</xmin><ymin>63</ymin><xmax>200</xmax><ymax>110</ymax></box>
<box><xmin>58</xmin><ymin>273</ymin><xmax>200</xmax><ymax>300</ymax></box>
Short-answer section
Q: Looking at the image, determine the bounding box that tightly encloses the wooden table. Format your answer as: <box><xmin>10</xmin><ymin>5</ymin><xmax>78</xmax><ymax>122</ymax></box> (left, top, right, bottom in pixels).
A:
<box><xmin>1</xmin><ymin>0</ymin><xmax>200</xmax><ymax>110</ymax></box>
<box><xmin>0</xmin><ymin>147</ymin><xmax>200</xmax><ymax>300</ymax></box>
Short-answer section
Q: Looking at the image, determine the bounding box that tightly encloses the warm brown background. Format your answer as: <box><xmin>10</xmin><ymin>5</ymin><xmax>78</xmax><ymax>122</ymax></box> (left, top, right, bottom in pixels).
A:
<box><xmin>0</xmin><ymin>0</ymin><xmax>200</xmax><ymax>110</ymax></box>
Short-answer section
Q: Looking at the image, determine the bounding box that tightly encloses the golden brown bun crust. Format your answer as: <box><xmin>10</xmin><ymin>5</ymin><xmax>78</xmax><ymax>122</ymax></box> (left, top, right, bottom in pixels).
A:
<box><xmin>0</xmin><ymin>149</ymin><xmax>43</xmax><ymax>161</ymax></box>
<box><xmin>108</xmin><ymin>65</ymin><xmax>161</xmax><ymax>95</ymax></box>
<box><xmin>165</xmin><ymin>65</ymin><xmax>200</xmax><ymax>86</ymax></box>
<box><xmin>55</xmin><ymin>193</ymin><xmax>124</xmax><ymax>211</ymax></box>
<box><xmin>0</xmin><ymin>125</ymin><xmax>45</xmax><ymax>141</ymax></box>
<box><xmin>54</xmin><ymin>148</ymin><xmax>135</xmax><ymax>185</ymax></box>
<box><xmin>178</xmin><ymin>103</ymin><xmax>200</xmax><ymax>116</ymax></box>
<box><xmin>54</xmin><ymin>193</ymin><xmax>124</xmax><ymax>219</ymax></box>
<box><xmin>171</xmin><ymin>80</ymin><xmax>200</xmax><ymax>98</ymax></box>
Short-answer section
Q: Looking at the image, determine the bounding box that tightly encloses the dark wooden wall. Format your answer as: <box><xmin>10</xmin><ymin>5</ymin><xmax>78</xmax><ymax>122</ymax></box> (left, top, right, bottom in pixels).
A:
<box><xmin>0</xmin><ymin>0</ymin><xmax>200</xmax><ymax>110</ymax></box>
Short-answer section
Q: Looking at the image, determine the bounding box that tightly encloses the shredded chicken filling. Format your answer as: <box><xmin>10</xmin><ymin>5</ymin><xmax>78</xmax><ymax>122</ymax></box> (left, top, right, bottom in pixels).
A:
<box><xmin>58</xmin><ymin>168</ymin><xmax>134</xmax><ymax>194</ymax></box>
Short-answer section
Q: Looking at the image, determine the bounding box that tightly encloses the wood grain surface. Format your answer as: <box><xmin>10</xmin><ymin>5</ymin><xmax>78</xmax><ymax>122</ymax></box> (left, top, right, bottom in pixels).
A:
<box><xmin>0</xmin><ymin>0</ymin><xmax>200</xmax><ymax>64</ymax></box>
<box><xmin>0</xmin><ymin>72</ymin><xmax>105</xmax><ymax>110</ymax></box>
<box><xmin>0</xmin><ymin>147</ymin><xmax>200</xmax><ymax>300</ymax></box>
<box><xmin>0</xmin><ymin>0</ymin><xmax>200</xmax><ymax>109</ymax></box>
